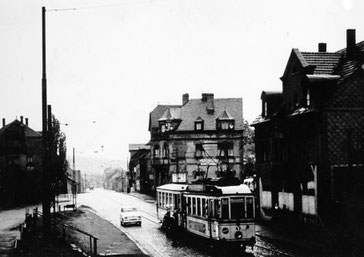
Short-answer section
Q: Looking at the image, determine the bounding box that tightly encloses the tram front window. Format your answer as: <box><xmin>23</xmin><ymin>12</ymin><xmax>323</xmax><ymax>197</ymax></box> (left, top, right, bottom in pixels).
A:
<box><xmin>246</xmin><ymin>197</ymin><xmax>254</xmax><ymax>218</ymax></box>
<box><xmin>221</xmin><ymin>198</ymin><xmax>229</xmax><ymax>219</ymax></box>
<box><xmin>231</xmin><ymin>198</ymin><xmax>245</xmax><ymax>219</ymax></box>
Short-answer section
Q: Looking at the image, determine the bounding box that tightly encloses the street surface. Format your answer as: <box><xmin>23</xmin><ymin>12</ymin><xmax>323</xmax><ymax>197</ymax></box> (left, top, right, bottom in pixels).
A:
<box><xmin>76</xmin><ymin>188</ymin><xmax>341</xmax><ymax>257</ymax></box>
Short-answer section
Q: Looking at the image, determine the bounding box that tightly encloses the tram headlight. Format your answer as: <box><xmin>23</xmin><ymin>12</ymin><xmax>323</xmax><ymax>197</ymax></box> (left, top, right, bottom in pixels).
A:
<box><xmin>235</xmin><ymin>231</ymin><xmax>243</xmax><ymax>239</ymax></box>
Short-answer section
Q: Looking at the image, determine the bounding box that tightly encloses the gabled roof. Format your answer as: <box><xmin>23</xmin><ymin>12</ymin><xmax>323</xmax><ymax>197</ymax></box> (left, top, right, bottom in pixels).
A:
<box><xmin>0</xmin><ymin>119</ymin><xmax>41</xmax><ymax>138</ymax></box>
<box><xmin>148</xmin><ymin>105</ymin><xmax>180</xmax><ymax>131</ymax></box>
<box><xmin>158</xmin><ymin>107</ymin><xmax>181</xmax><ymax>121</ymax></box>
<box><xmin>216</xmin><ymin>110</ymin><xmax>234</xmax><ymax>120</ymax></box>
<box><xmin>300</xmin><ymin>52</ymin><xmax>342</xmax><ymax>75</ymax></box>
<box><xmin>335</xmin><ymin>40</ymin><xmax>364</xmax><ymax>83</ymax></box>
<box><xmin>150</xmin><ymin>96</ymin><xmax>244</xmax><ymax>132</ymax></box>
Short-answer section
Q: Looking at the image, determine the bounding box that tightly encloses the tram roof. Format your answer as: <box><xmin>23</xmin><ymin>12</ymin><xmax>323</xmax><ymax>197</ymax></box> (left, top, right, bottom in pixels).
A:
<box><xmin>157</xmin><ymin>183</ymin><xmax>188</xmax><ymax>191</ymax></box>
<box><xmin>157</xmin><ymin>182</ymin><xmax>252</xmax><ymax>195</ymax></box>
<box><xmin>216</xmin><ymin>184</ymin><xmax>251</xmax><ymax>195</ymax></box>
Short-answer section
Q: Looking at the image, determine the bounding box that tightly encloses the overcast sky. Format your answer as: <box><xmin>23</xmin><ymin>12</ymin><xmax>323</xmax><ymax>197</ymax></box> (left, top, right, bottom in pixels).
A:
<box><xmin>1</xmin><ymin>0</ymin><xmax>363</xmax><ymax>173</ymax></box>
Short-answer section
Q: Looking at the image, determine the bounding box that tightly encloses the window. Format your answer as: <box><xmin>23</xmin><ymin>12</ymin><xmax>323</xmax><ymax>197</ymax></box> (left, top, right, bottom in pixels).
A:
<box><xmin>221</xmin><ymin>198</ymin><xmax>229</xmax><ymax>219</ymax></box>
<box><xmin>197</xmin><ymin>198</ymin><xmax>201</xmax><ymax>216</ymax></box>
<box><xmin>263</xmin><ymin>101</ymin><xmax>267</xmax><ymax>117</ymax></box>
<box><xmin>306</xmin><ymin>88</ymin><xmax>310</xmax><ymax>107</ymax></box>
<box><xmin>195</xmin><ymin>121</ymin><xmax>204</xmax><ymax>131</ymax></box>
<box><xmin>202</xmin><ymin>198</ymin><xmax>206</xmax><ymax>217</ymax></box>
<box><xmin>192</xmin><ymin>197</ymin><xmax>196</xmax><ymax>215</ymax></box>
<box><xmin>154</xmin><ymin>145</ymin><xmax>160</xmax><ymax>158</ymax></box>
<box><xmin>231</xmin><ymin>198</ymin><xmax>245</xmax><ymax>219</ymax></box>
<box><xmin>246</xmin><ymin>197</ymin><xmax>254</xmax><ymax>219</ymax></box>
<box><xmin>217</xmin><ymin>120</ymin><xmax>235</xmax><ymax>131</ymax></box>
<box><xmin>187</xmin><ymin>197</ymin><xmax>191</xmax><ymax>214</ymax></box>
<box><xmin>214</xmin><ymin>199</ymin><xmax>220</xmax><ymax>219</ymax></box>
<box><xmin>218</xmin><ymin>142</ymin><xmax>234</xmax><ymax>157</ymax></box>
<box><xmin>195</xmin><ymin>144</ymin><xmax>203</xmax><ymax>158</ymax></box>
<box><xmin>162</xmin><ymin>143</ymin><xmax>168</xmax><ymax>158</ymax></box>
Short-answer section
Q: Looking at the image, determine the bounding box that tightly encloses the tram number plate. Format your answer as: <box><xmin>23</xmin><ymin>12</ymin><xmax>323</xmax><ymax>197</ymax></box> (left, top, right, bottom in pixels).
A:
<box><xmin>188</xmin><ymin>220</ymin><xmax>206</xmax><ymax>233</ymax></box>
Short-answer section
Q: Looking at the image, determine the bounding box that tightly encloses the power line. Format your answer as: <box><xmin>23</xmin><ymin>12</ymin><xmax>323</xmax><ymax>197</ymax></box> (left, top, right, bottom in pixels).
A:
<box><xmin>46</xmin><ymin>0</ymin><xmax>166</xmax><ymax>13</ymax></box>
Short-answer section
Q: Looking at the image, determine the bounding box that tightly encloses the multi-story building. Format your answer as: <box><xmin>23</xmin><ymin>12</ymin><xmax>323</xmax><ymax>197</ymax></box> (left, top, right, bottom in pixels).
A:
<box><xmin>128</xmin><ymin>144</ymin><xmax>152</xmax><ymax>194</ymax></box>
<box><xmin>148</xmin><ymin>93</ymin><xmax>246</xmax><ymax>188</ymax></box>
<box><xmin>0</xmin><ymin>117</ymin><xmax>43</xmax><ymax>206</ymax></box>
<box><xmin>252</xmin><ymin>29</ymin><xmax>364</xmax><ymax>227</ymax></box>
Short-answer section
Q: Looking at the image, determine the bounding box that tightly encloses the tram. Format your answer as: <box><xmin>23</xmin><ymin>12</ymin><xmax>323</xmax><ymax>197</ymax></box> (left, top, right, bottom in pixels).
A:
<box><xmin>156</xmin><ymin>177</ymin><xmax>256</xmax><ymax>249</ymax></box>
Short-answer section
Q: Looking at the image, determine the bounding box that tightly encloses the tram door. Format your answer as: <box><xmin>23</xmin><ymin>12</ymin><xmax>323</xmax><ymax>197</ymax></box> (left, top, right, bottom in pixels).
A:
<box><xmin>174</xmin><ymin>194</ymin><xmax>182</xmax><ymax>227</ymax></box>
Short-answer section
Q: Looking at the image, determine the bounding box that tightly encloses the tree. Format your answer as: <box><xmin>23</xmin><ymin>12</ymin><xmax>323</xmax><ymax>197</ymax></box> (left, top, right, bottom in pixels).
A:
<box><xmin>242</xmin><ymin>119</ymin><xmax>255</xmax><ymax>177</ymax></box>
<box><xmin>49</xmin><ymin>115</ymin><xmax>69</xmax><ymax>199</ymax></box>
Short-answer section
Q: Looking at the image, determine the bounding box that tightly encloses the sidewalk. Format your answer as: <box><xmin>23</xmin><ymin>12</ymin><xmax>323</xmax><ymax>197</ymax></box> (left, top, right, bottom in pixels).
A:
<box><xmin>15</xmin><ymin>205</ymin><xmax>149</xmax><ymax>257</ymax></box>
<box><xmin>255</xmin><ymin>218</ymin><xmax>363</xmax><ymax>256</ymax></box>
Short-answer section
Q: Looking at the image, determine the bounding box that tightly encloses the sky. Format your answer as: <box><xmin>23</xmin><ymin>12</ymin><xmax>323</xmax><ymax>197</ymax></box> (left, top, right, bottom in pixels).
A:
<box><xmin>1</xmin><ymin>0</ymin><xmax>363</xmax><ymax>173</ymax></box>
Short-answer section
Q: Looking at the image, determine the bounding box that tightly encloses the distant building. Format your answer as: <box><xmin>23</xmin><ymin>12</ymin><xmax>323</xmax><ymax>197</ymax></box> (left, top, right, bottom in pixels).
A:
<box><xmin>149</xmin><ymin>93</ymin><xmax>246</xmax><ymax>189</ymax></box>
<box><xmin>252</xmin><ymin>29</ymin><xmax>364</xmax><ymax>226</ymax></box>
<box><xmin>129</xmin><ymin>144</ymin><xmax>151</xmax><ymax>194</ymax></box>
<box><xmin>0</xmin><ymin>117</ymin><xmax>43</xmax><ymax>207</ymax></box>
<box><xmin>103</xmin><ymin>167</ymin><xmax>127</xmax><ymax>192</ymax></box>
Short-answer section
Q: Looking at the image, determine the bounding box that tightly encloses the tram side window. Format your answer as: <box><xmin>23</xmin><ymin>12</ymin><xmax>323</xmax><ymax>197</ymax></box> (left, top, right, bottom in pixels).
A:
<box><xmin>246</xmin><ymin>197</ymin><xmax>254</xmax><ymax>218</ymax></box>
<box><xmin>231</xmin><ymin>197</ymin><xmax>245</xmax><ymax>219</ymax></box>
<box><xmin>221</xmin><ymin>198</ymin><xmax>229</xmax><ymax>219</ymax></box>
<box><xmin>197</xmin><ymin>198</ymin><xmax>201</xmax><ymax>216</ymax></box>
<box><xmin>187</xmin><ymin>197</ymin><xmax>191</xmax><ymax>214</ymax></box>
<box><xmin>202</xmin><ymin>198</ymin><xmax>206</xmax><ymax>217</ymax></box>
<box><xmin>158</xmin><ymin>192</ymin><xmax>162</xmax><ymax>207</ymax></box>
<box><xmin>214</xmin><ymin>199</ymin><xmax>220</xmax><ymax>219</ymax></box>
<box><xmin>162</xmin><ymin>192</ymin><xmax>165</xmax><ymax>207</ymax></box>
<box><xmin>192</xmin><ymin>197</ymin><xmax>196</xmax><ymax>215</ymax></box>
<box><xmin>169</xmin><ymin>193</ymin><xmax>172</xmax><ymax>209</ymax></box>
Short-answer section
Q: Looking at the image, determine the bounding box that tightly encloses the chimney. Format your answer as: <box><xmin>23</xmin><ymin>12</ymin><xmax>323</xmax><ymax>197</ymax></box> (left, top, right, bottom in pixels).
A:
<box><xmin>2</xmin><ymin>118</ymin><xmax>5</xmax><ymax>127</ymax></box>
<box><xmin>25</xmin><ymin>118</ymin><xmax>28</xmax><ymax>126</ymax></box>
<box><xmin>318</xmin><ymin>43</ymin><xmax>327</xmax><ymax>52</ymax></box>
<box><xmin>182</xmin><ymin>93</ymin><xmax>189</xmax><ymax>105</ymax></box>
<box><xmin>20</xmin><ymin>116</ymin><xmax>24</xmax><ymax>124</ymax></box>
<box><xmin>202</xmin><ymin>93</ymin><xmax>214</xmax><ymax>102</ymax></box>
<box><xmin>346</xmin><ymin>29</ymin><xmax>356</xmax><ymax>55</ymax></box>
<box><xmin>202</xmin><ymin>93</ymin><xmax>215</xmax><ymax>114</ymax></box>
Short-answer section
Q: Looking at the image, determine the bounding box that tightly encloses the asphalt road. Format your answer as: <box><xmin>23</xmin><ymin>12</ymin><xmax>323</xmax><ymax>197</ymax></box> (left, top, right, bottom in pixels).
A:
<box><xmin>77</xmin><ymin>188</ymin><xmax>347</xmax><ymax>257</ymax></box>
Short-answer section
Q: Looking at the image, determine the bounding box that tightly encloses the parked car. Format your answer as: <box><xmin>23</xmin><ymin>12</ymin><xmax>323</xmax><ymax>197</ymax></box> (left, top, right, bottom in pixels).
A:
<box><xmin>120</xmin><ymin>206</ymin><xmax>142</xmax><ymax>226</ymax></box>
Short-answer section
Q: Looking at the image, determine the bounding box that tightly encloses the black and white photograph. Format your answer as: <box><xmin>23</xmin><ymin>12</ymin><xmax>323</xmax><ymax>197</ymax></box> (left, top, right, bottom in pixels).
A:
<box><xmin>0</xmin><ymin>0</ymin><xmax>363</xmax><ymax>256</ymax></box>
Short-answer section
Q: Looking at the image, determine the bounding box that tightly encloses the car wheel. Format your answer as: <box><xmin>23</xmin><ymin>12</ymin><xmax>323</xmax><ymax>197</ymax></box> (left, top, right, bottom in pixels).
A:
<box><xmin>121</xmin><ymin>220</ymin><xmax>124</xmax><ymax>226</ymax></box>
<box><xmin>138</xmin><ymin>222</ymin><xmax>142</xmax><ymax>226</ymax></box>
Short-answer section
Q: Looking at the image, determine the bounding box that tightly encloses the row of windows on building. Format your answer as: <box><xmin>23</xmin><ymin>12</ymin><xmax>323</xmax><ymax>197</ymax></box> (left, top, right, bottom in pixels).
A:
<box><xmin>158</xmin><ymin>191</ymin><xmax>254</xmax><ymax>220</ymax></box>
<box><xmin>153</xmin><ymin>142</ymin><xmax>235</xmax><ymax>158</ymax></box>
<box><xmin>159</xmin><ymin>120</ymin><xmax>235</xmax><ymax>132</ymax></box>
<box><xmin>262</xmin><ymin>89</ymin><xmax>311</xmax><ymax>117</ymax></box>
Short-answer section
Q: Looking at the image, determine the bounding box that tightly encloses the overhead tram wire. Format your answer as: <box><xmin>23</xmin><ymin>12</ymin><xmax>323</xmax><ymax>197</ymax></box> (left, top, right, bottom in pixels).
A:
<box><xmin>46</xmin><ymin>0</ymin><xmax>168</xmax><ymax>12</ymax></box>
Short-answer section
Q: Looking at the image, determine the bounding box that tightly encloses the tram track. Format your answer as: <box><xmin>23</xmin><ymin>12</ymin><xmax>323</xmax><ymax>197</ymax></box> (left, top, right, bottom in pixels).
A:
<box><xmin>253</xmin><ymin>243</ymin><xmax>294</xmax><ymax>257</ymax></box>
<box><xmin>86</xmin><ymin>189</ymin><xmax>298</xmax><ymax>257</ymax></box>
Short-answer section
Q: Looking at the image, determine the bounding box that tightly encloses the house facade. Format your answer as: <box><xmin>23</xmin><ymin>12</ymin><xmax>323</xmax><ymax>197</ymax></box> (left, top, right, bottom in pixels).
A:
<box><xmin>252</xmin><ymin>29</ymin><xmax>364</xmax><ymax>226</ymax></box>
<box><xmin>149</xmin><ymin>93</ymin><xmax>246</xmax><ymax>189</ymax></box>
<box><xmin>0</xmin><ymin>117</ymin><xmax>43</xmax><ymax>207</ymax></box>
<box><xmin>128</xmin><ymin>144</ymin><xmax>152</xmax><ymax>194</ymax></box>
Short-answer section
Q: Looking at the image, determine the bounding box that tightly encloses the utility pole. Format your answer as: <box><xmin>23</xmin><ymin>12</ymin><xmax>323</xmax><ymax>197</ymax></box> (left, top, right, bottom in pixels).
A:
<box><xmin>42</xmin><ymin>6</ymin><xmax>51</xmax><ymax>231</ymax></box>
<box><xmin>73</xmin><ymin>147</ymin><xmax>77</xmax><ymax>207</ymax></box>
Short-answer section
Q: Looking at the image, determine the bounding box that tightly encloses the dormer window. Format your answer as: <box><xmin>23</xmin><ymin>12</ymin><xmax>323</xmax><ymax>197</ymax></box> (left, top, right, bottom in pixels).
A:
<box><xmin>263</xmin><ymin>101</ymin><xmax>268</xmax><ymax>117</ymax></box>
<box><xmin>194</xmin><ymin>117</ymin><xmax>204</xmax><ymax>131</ymax></box>
<box><xmin>160</xmin><ymin>123</ymin><xmax>166</xmax><ymax>132</ymax></box>
<box><xmin>216</xmin><ymin>110</ymin><xmax>235</xmax><ymax>131</ymax></box>
<box><xmin>306</xmin><ymin>89</ymin><xmax>310</xmax><ymax>107</ymax></box>
<box><xmin>217</xmin><ymin>120</ymin><xmax>235</xmax><ymax>130</ymax></box>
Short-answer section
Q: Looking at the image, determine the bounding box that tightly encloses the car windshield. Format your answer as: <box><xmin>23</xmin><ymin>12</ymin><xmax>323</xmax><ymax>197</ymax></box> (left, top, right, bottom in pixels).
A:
<box><xmin>122</xmin><ymin>207</ymin><xmax>137</xmax><ymax>212</ymax></box>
